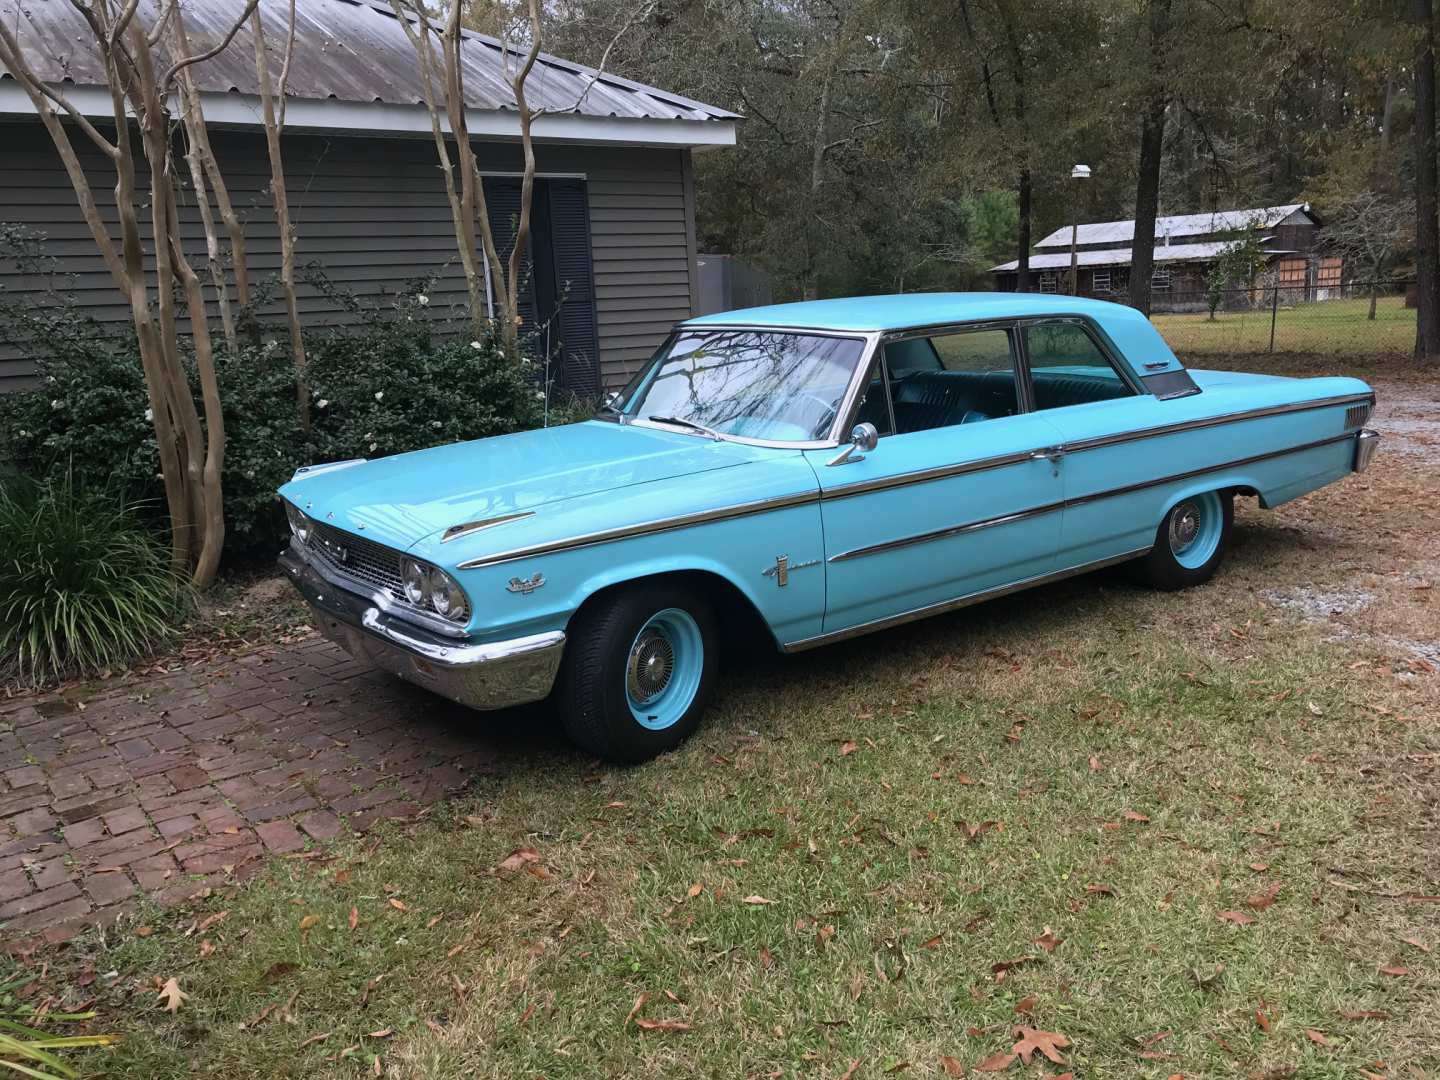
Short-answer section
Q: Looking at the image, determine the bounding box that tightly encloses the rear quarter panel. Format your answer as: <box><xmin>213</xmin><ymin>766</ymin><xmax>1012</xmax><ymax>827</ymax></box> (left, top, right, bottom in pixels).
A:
<box><xmin>1038</xmin><ymin>374</ymin><xmax>1372</xmax><ymax>565</ymax></box>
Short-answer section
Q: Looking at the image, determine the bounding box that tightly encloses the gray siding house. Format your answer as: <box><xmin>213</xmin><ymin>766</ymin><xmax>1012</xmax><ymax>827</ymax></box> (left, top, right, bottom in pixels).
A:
<box><xmin>0</xmin><ymin>0</ymin><xmax>738</xmax><ymax>393</ymax></box>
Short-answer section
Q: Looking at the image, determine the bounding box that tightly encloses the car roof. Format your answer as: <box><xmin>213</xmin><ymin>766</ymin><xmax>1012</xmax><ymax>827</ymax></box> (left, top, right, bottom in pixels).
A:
<box><xmin>681</xmin><ymin>292</ymin><xmax>1146</xmax><ymax>333</ymax></box>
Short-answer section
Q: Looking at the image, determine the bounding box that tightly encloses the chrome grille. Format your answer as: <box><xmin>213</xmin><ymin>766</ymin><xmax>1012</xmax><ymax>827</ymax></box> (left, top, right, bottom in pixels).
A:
<box><xmin>1345</xmin><ymin>403</ymin><xmax>1372</xmax><ymax>430</ymax></box>
<box><xmin>309</xmin><ymin>521</ymin><xmax>405</xmax><ymax>604</ymax></box>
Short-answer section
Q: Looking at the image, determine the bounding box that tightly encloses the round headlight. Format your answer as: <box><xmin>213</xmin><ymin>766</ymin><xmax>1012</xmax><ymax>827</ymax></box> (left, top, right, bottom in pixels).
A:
<box><xmin>428</xmin><ymin>568</ymin><xmax>469</xmax><ymax>622</ymax></box>
<box><xmin>285</xmin><ymin>502</ymin><xmax>310</xmax><ymax>544</ymax></box>
<box><xmin>401</xmin><ymin>558</ymin><xmax>429</xmax><ymax>606</ymax></box>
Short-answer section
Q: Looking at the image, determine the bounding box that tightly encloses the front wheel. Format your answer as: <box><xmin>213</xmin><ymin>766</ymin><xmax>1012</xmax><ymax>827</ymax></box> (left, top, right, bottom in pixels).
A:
<box><xmin>556</xmin><ymin>582</ymin><xmax>718</xmax><ymax>763</ymax></box>
<box><xmin>1136</xmin><ymin>490</ymin><xmax>1233</xmax><ymax>590</ymax></box>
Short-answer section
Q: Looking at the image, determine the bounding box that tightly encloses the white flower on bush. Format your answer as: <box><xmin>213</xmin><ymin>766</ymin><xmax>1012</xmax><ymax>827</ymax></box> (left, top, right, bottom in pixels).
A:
<box><xmin>470</xmin><ymin>341</ymin><xmax>483</xmax><ymax>350</ymax></box>
<box><xmin>50</xmin><ymin>399</ymin><xmax>60</xmax><ymax>409</ymax></box>
<box><xmin>416</xmin><ymin>294</ymin><xmax>430</xmax><ymax>306</ymax></box>
<box><xmin>369</xmin><ymin>442</ymin><xmax>377</xmax><ymax>452</ymax></box>
<box><xmin>317</xmin><ymin>399</ymin><xmax>329</xmax><ymax>409</ymax></box>
<box><xmin>533</xmin><ymin>390</ymin><xmax>545</xmax><ymax>400</ymax></box>
<box><xmin>144</xmin><ymin>408</ymin><xmax>153</xmax><ymax>422</ymax></box>
<box><xmin>17</xmin><ymin>430</ymin><xmax>27</xmax><ymax>438</ymax></box>
<box><xmin>430</xmin><ymin>420</ymin><xmax>442</xmax><ymax>429</ymax></box>
<box><xmin>374</xmin><ymin>391</ymin><xmax>384</xmax><ymax>401</ymax></box>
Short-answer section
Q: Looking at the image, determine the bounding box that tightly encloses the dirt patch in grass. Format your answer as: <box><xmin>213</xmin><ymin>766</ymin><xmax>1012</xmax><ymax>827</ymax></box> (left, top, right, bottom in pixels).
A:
<box><xmin>13</xmin><ymin>361</ymin><xmax>1440</xmax><ymax>1079</ymax></box>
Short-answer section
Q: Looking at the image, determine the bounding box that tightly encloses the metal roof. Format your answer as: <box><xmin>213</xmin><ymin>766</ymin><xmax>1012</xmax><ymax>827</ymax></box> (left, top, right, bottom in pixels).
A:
<box><xmin>992</xmin><ymin>238</ymin><xmax>1283</xmax><ymax>273</ymax></box>
<box><xmin>0</xmin><ymin>0</ymin><xmax>739</xmax><ymax>124</ymax></box>
<box><xmin>1033</xmin><ymin>204</ymin><xmax>1309</xmax><ymax>249</ymax></box>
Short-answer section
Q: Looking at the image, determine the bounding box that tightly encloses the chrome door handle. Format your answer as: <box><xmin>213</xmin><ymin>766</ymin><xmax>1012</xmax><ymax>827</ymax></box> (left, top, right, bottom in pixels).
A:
<box><xmin>1030</xmin><ymin>447</ymin><xmax>1065</xmax><ymax>464</ymax></box>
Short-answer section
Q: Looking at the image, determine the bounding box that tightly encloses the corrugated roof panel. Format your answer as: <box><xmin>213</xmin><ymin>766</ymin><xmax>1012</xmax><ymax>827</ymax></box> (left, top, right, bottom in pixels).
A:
<box><xmin>1033</xmin><ymin>204</ymin><xmax>1307</xmax><ymax>249</ymax></box>
<box><xmin>0</xmin><ymin>0</ymin><xmax>738</xmax><ymax>122</ymax></box>
<box><xmin>991</xmin><ymin>237</ymin><xmax>1280</xmax><ymax>272</ymax></box>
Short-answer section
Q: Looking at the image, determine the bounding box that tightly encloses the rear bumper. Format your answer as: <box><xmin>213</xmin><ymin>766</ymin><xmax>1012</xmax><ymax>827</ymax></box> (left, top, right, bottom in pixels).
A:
<box><xmin>279</xmin><ymin>547</ymin><xmax>565</xmax><ymax>711</ymax></box>
<box><xmin>1354</xmin><ymin>429</ymin><xmax>1380</xmax><ymax>473</ymax></box>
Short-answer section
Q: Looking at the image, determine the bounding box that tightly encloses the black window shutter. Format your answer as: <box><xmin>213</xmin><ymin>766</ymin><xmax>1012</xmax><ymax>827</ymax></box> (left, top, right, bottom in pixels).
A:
<box><xmin>544</xmin><ymin>179</ymin><xmax>600</xmax><ymax>396</ymax></box>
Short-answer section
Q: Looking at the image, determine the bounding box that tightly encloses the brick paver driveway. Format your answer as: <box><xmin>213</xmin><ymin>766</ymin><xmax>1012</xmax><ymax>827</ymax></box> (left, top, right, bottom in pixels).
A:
<box><xmin>0</xmin><ymin>638</ymin><xmax>510</xmax><ymax>945</ymax></box>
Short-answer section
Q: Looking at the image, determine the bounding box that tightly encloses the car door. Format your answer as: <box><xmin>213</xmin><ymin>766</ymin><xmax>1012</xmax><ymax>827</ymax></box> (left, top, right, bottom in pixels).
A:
<box><xmin>1017</xmin><ymin>318</ymin><xmax>1167</xmax><ymax>566</ymax></box>
<box><xmin>803</xmin><ymin>324</ymin><xmax>1068</xmax><ymax>634</ymax></box>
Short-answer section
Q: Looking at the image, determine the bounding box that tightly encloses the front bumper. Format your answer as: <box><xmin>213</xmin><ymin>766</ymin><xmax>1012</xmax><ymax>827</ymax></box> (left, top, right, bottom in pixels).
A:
<box><xmin>279</xmin><ymin>547</ymin><xmax>565</xmax><ymax>711</ymax></box>
<box><xmin>1354</xmin><ymin>428</ymin><xmax>1380</xmax><ymax>472</ymax></box>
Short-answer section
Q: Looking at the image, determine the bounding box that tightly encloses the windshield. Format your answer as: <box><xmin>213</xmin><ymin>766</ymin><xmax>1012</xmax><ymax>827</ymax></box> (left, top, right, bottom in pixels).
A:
<box><xmin>612</xmin><ymin>330</ymin><xmax>866</xmax><ymax>443</ymax></box>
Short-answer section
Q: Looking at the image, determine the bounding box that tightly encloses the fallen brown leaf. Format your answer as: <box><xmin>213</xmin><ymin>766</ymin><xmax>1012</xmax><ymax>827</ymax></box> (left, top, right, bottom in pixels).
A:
<box><xmin>1123</xmin><ymin>810</ymin><xmax>1150</xmax><ymax>823</ymax></box>
<box><xmin>1401</xmin><ymin>936</ymin><xmax>1430</xmax><ymax>953</ymax></box>
<box><xmin>1011</xmin><ymin>1026</ymin><xmax>1070</xmax><ymax>1065</ymax></box>
<box><xmin>1247</xmin><ymin>882</ymin><xmax>1282</xmax><ymax>910</ymax></box>
<box><xmin>1378</xmin><ymin>965</ymin><xmax>1409</xmax><ymax>977</ymax></box>
<box><xmin>840</xmin><ymin>740</ymin><xmax>859</xmax><ymax>756</ymax></box>
<box><xmin>1033</xmin><ymin>929</ymin><xmax>1063</xmax><ymax>953</ymax></box>
<box><xmin>1085</xmin><ymin>883</ymin><xmax>1114</xmax><ymax>896</ymax></box>
<box><xmin>1218</xmin><ymin>910</ymin><xmax>1256</xmax><ymax>925</ymax></box>
<box><xmin>387</xmin><ymin>898</ymin><xmax>407</xmax><ymax>912</ymax></box>
<box><xmin>1014</xmin><ymin>996</ymin><xmax>1036</xmax><ymax>1015</ymax></box>
<box><xmin>974</xmin><ymin>1051</ymin><xmax>1017</xmax><ymax>1072</ymax></box>
<box><xmin>742</xmin><ymin>895</ymin><xmax>776</xmax><ymax>905</ymax></box>
<box><xmin>938</xmin><ymin>1055</ymin><xmax>966</xmax><ymax>1077</ymax></box>
<box><xmin>624</xmin><ymin>993</ymin><xmax>648</xmax><ymax>1029</ymax></box>
<box><xmin>1339</xmin><ymin>1009</ymin><xmax>1389</xmax><ymax>1020</ymax></box>
<box><xmin>1305</xmin><ymin>1029</ymin><xmax>1334</xmax><ymax>1047</ymax></box>
<box><xmin>497</xmin><ymin>847</ymin><xmax>540</xmax><ymax>872</ymax></box>
<box><xmin>922</xmin><ymin>934</ymin><xmax>944</xmax><ymax>950</ymax></box>
<box><xmin>839</xmin><ymin>1062</ymin><xmax>861</xmax><ymax>1080</ymax></box>
<box><xmin>298</xmin><ymin>1032</ymin><xmax>330</xmax><ymax>1049</ymax></box>
<box><xmin>348</xmin><ymin>907</ymin><xmax>358</xmax><ymax>931</ymax></box>
<box><xmin>686</xmin><ymin>883</ymin><xmax>703</xmax><ymax>899</ymax></box>
<box><xmin>634</xmin><ymin>1017</ymin><xmax>694</xmax><ymax>1032</ymax></box>
<box><xmin>157</xmin><ymin>977</ymin><xmax>187</xmax><ymax>1014</ymax></box>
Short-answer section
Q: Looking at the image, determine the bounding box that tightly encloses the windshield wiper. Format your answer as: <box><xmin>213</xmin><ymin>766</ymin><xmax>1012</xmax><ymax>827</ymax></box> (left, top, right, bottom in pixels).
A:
<box><xmin>646</xmin><ymin>414</ymin><xmax>723</xmax><ymax>441</ymax></box>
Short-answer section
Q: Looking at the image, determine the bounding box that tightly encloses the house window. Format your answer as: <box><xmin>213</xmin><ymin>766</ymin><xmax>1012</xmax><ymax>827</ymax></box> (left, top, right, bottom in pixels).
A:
<box><xmin>1038</xmin><ymin>272</ymin><xmax>1058</xmax><ymax>294</ymax></box>
<box><xmin>1151</xmin><ymin>267</ymin><xmax>1172</xmax><ymax>290</ymax></box>
<box><xmin>1092</xmin><ymin>269</ymin><xmax>1111</xmax><ymax>293</ymax></box>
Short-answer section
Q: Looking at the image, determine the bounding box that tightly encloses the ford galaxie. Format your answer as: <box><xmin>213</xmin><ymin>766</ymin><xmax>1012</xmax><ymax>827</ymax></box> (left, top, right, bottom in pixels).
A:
<box><xmin>278</xmin><ymin>294</ymin><xmax>1379</xmax><ymax>762</ymax></box>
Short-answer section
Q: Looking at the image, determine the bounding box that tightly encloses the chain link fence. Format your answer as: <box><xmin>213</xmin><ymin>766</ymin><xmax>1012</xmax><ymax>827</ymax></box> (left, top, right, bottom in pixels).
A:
<box><xmin>1148</xmin><ymin>280</ymin><xmax>1415</xmax><ymax>357</ymax></box>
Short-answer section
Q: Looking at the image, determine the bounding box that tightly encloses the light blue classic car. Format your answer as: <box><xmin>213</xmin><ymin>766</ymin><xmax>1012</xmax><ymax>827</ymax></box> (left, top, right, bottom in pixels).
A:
<box><xmin>278</xmin><ymin>293</ymin><xmax>1379</xmax><ymax>761</ymax></box>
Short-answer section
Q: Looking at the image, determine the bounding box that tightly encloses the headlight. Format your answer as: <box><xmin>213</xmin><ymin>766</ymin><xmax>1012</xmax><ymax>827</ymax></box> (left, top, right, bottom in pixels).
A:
<box><xmin>401</xmin><ymin>558</ymin><xmax>428</xmax><ymax>606</ymax></box>
<box><xmin>285</xmin><ymin>502</ymin><xmax>310</xmax><ymax>544</ymax></box>
<box><xmin>427</xmin><ymin>568</ymin><xmax>470</xmax><ymax>623</ymax></box>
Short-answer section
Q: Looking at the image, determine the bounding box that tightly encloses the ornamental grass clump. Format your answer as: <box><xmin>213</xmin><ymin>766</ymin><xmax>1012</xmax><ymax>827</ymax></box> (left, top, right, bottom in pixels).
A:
<box><xmin>0</xmin><ymin>474</ymin><xmax>187</xmax><ymax>686</ymax></box>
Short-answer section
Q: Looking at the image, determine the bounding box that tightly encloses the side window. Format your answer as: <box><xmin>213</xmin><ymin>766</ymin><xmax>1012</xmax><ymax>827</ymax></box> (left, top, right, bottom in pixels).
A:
<box><xmin>852</xmin><ymin>355</ymin><xmax>894</xmax><ymax>436</ymax></box>
<box><xmin>884</xmin><ymin>328</ymin><xmax>1020</xmax><ymax>436</ymax></box>
<box><xmin>1022</xmin><ymin>321</ymin><xmax>1137</xmax><ymax>412</ymax></box>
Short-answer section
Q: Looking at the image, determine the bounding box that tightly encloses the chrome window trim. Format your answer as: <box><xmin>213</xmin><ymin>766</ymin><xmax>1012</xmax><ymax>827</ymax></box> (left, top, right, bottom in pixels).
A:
<box><xmin>456</xmin><ymin>490</ymin><xmax>820</xmax><ymax>569</ymax></box>
<box><xmin>824</xmin><ymin>429</ymin><xmax>1362</xmax><ymax>564</ymax></box>
<box><xmin>782</xmin><ymin>547</ymin><xmax>1152</xmax><ymax>652</ymax></box>
<box><xmin>1014</xmin><ymin>315</ymin><xmax>1147</xmax><ymax>399</ymax></box>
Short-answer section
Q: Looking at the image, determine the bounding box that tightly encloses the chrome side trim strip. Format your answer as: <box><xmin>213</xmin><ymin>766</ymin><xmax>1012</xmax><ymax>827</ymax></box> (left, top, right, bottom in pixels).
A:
<box><xmin>825</xmin><ymin>431</ymin><xmax>1360</xmax><ymax>564</ymax></box>
<box><xmin>456</xmin><ymin>490</ymin><xmax>820</xmax><ymax>569</ymax></box>
<box><xmin>782</xmin><ymin>548</ymin><xmax>1151</xmax><ymax>653</ymax></box>
<box><xmin>1061</xmin><ymin>393</ymin><xmax>1374</xmax><ymax>453</ymax></box>
<box><xmin>441</xmin><ymin>511</ymin><xmax>535</xmax><ymax>543</ymax></box>
<box><xmin>829</xmin><ymin>500</ymin><xmax>1065</xmax><ymax>562</ymax></box>
<box><xmin>820</xmin><ymin>392</ymin><xmax>1376</xmax><ymax>501</ymax></box>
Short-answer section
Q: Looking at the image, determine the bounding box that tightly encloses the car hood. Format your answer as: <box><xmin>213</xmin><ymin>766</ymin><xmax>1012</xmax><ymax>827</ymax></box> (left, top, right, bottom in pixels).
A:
<box><xmin>278</xmin><ymin>421</ymin><xmax>775</xmax><ymax>550</ymax></box>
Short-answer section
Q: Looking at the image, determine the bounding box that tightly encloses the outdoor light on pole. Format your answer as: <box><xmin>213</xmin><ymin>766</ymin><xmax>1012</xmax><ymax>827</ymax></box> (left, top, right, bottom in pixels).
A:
<box><xmin>1069</xmin><ymin>164</ymin><xmax>1091</xmax><ymax>296</ymax></box>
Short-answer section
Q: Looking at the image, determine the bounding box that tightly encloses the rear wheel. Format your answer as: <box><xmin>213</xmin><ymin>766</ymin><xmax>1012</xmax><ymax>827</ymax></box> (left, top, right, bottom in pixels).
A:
<box><xmin>557</xmin><ymin>582</ymin><xmax>718</xmax><ymax>763</ymax></box>
<box><xmin>1136</xmin><ymin>490</ymin><xmax>1233</xmax><ymax>590</ymax></box>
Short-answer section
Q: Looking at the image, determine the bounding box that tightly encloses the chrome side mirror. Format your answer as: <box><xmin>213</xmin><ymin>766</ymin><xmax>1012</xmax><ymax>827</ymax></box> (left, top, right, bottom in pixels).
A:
<box><xmin>827</xmin><ymin>421</ymin><xmax>879</xmax><ymax>467</ymax></box>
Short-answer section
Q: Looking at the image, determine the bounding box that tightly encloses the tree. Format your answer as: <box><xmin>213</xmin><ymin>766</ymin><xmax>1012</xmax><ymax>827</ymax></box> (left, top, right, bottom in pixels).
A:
<box><xmin>391</xmin><ymin>0</ymin><xmax>543</xmax><ymax>360</ymax></box>
<box><xmin>0</xmin><ymin>0</ymin><xmax>257</xmax><ymax>586</ymax></box>
<box><xmin>1323</xmin><ymin>191</ymin><xmax>1415</xmax><ymax>317</ymax></box>
<box><xmin>1204</xmin><ymin>233</ymin><xmax>1266</xmax><ymax>320</ymax></box>
<box><xmin>1413</xmin><ymin>0</ymin><xmax>1440</xmax><ymax>362</ymax></box>
<box><xmin>1128</xmin><ymin>0</ymin><xmax>1170</xmax><ymax>315</ymax></box>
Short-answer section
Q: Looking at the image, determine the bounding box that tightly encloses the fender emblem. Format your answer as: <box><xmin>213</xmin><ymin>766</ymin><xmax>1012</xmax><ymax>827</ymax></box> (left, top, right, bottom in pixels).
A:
<box><xmin>506</xmin><ymin>572</ymin><xmax>546</xmax><ymax>595</ymax></box>
<box><xmin>762</xmin><ymin>554</ymin><xmax>819</xmax><ymax>587</ymax></box>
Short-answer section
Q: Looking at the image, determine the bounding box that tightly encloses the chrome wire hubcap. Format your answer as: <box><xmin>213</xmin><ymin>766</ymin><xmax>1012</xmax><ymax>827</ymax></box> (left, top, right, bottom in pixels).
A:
<box><xmin>1169</xmin><ymin>501</ymin><xmax>1202</xmax><ymax>554</ymax></box>
<box><xmin>627</xmin><ymin>628</ymin><xmax>675</xmax><ymax>705</ymax></box>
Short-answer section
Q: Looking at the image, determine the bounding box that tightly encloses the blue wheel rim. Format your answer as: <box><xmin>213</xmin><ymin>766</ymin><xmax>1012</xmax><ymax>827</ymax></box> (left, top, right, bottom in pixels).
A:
<box><xmin>1168</xmin><ymin>492</ymin><xmax>1223</xmax><ymax>570</ymax></box>
<box><xmin>626</xmin><ymin>608</ymin><xmax>703</xmax><ymax>731</ymax></box>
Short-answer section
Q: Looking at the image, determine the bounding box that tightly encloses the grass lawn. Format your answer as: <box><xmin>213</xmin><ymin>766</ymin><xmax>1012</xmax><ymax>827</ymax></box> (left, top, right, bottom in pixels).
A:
<box><xmin>11</xmin><ymin>370</ymin><xmax>1439</xmax><ymax>1080</ymax></box>
<box><xmin>1154</xmin><ymin>296</ymin><xmax>1415</xmax><ymax>357</ymax></box>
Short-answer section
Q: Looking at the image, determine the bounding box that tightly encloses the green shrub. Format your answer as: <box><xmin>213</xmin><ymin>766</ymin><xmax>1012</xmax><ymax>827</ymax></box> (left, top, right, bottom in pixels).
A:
<box><xmin>0</xmin><ymin>474</ymin><xmax>187</xmax><ymax>685</ymax></box>
<box><xmin>0</xmin><ymin>293</ymin><xmax>547</xmax><ymax>559</ymax></box>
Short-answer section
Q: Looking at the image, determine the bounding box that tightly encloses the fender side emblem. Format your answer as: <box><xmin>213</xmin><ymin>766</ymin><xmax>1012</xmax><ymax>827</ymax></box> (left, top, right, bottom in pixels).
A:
<box><xmin>763</xmin><ymin>555</ymin><xmax>819</xmax><ymax>587</ymax></box>
<box><xmin>507</xmin><ymin>572</ymin><xmax>546</xmax><ymax>595</ymax></box>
